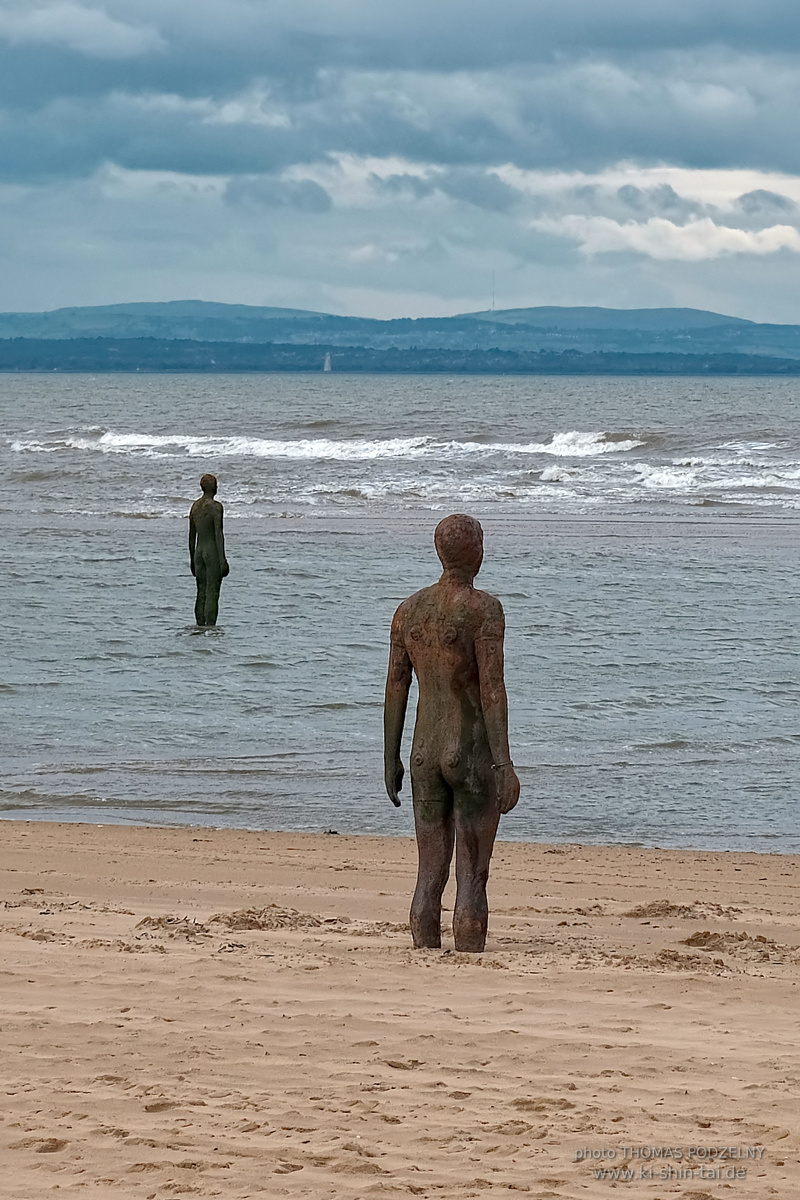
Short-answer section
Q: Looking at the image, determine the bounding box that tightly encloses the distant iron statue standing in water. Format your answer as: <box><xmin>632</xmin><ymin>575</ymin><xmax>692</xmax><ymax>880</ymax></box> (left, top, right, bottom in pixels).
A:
<box><xmin>384</xmin><ymin>514</ymin><xmax>520</xmax><ymax>953</ymax></box>
<box><xmin>189</xmin><ymin>474</ymin><xmax>229</xmax><ymax>626</ymax></box>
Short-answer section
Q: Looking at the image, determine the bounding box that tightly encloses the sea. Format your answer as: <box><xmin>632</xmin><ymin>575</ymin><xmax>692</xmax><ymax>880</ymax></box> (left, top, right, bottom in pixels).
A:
<box><xmin>2</xmin><ymin>371</ymin><xmax>800</xmax><ymax>852</ymax></box>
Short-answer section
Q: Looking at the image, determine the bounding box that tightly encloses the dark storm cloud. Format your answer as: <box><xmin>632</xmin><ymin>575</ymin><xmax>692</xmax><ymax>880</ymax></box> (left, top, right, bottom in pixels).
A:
<box><xmin>7</xmin><ymin>1</ymin><xmax>800</xmax><ymax>83</ymax></box>
<box><xmin>5</xmin><ymin>54</ymin><xmax>800</xmax><ymax>185</ymax></box>
<box><xmin>616</xmin><ymin>184</ymin><xmax>703</xmax><ymax>221</ymax></box>
<box><xmin>429</xmin><ymin>170</ymin><xmax>519</xmax><ymax>212</ymax></box>
<box><xmin>736</xmin><ymin>188</ymin><xmax>796</xmax><ymax>213</ymax></box>
<box><xmin>370</xmin><ymin>167</ymin><xmax>517</xmax><ymax>211</ymax></box>
<box><xmin>373</xmin><ymin>174</ymin><xmax>437</xmax><ymax>200</ymax></box>
<box><xmin>3</xmin><ymin>1</ymin><xmax>800</xmax><ymax>184</ymax></box>
<box><xmin>0</xmin><ymin>94</ymin><xmax>304</xmax><ymax>183</ymax></box>
<box><xmin>225</xmin><ymin>176</ymin><xmax>332</xmax><ymax>213</ymax></box>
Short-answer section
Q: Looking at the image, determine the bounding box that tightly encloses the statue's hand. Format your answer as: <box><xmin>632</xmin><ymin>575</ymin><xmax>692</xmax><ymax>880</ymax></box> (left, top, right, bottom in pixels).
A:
<box><xmin>221</xmin><ymin>561</ymin><xmax>230</xmax><ymax>578</ymax></box>
<box><xmin>495</xmin><ymin>764</ymin><xmax>520</xmax><ymax>815</ymax></box>
<box><xmin>385</xmin><ymin>757</ymin><xmax>404</xmax><ymax>808</ymax></box>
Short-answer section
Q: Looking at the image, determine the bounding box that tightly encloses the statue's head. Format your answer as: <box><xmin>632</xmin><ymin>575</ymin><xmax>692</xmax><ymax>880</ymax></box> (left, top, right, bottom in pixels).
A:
<box><xmin>434</xmin><ymin>513</ymin><xmax>484</xmax><ymax>577</ymax></box>
<box><xmin>200</xmin><ymin>473</ymin><xmax>218</xmax><ymax>495</ymax></box>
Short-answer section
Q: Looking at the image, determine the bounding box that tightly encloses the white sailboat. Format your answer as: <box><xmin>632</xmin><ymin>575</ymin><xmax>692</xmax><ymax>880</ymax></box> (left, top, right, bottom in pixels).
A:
<box><xmin>323</xmin><ymin>352</ymin><xmax>332</xmax><ymax>372</ymax></box>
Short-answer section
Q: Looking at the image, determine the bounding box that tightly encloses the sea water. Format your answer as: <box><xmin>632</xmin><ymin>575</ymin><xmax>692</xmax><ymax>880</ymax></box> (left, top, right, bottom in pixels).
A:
<box><xmin>2</xmin><ymin>372</ymin><xmax>800</xmax><ymax>851</ymax></box>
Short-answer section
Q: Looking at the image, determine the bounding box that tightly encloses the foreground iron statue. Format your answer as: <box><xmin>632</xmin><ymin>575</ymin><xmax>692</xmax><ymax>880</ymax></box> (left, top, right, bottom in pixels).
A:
<box><xmin>384</xmin><ymin>513</ymin><xmax>520</xmax><ymax>953</ymax></box>
<box><xmin>189</xmin><ymin>474</ymin><xmax>229</xmax><ymax>626</ymax></box>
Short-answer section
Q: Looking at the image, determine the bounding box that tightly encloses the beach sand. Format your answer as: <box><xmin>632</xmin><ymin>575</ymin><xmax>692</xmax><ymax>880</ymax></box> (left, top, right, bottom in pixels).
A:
<box><xmin>1</xmin><ymin>821</ymin><xmax>798</xmax><ymax>1198</ymax></box>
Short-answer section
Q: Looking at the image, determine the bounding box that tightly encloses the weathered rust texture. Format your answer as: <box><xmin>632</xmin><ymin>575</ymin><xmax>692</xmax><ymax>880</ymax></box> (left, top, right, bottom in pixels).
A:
<box><xmin>188</xmin><ymin>473</ymin><xmax>229</xmax><ymax>626</ymax></box>
<box><xmin>384</xmin><ymin>513</ymin><xmax>520</xmax><ymax>953</ymax></box>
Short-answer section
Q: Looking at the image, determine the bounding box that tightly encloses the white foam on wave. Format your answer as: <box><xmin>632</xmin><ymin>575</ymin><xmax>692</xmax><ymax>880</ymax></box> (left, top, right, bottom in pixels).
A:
<box><xmin>298</xmin><ymin>473</ymin><xmax>580</xmax><ymax>506</ymax></box>
<box><xmin>12</xmin><ymin>431</ymin><xmax>440</xmax><ymax>461</ymax></box>
<box><xmin>717</xmin><ymin>440</ymin><xmax>786</xmax><ymax>454</ymax></box>
<box><xmin>539</xmin><ymin>464</ymin><xmax>581</xmax><ymax>482</ymax></box>
<box><xmin>724</xmin><ymin>471</ymin><xmax>800</xmax><ymax>489</ymax></box>
<box><xmin>673</xmin><ymin>455</ymin><xmax>776</xmax><ymax>469</ymax></box>
<box><xmin>7</xmin><ymin>431</ymin><xmax>445</xmax><ymax>459</ymax></box>
<box><xmin>637</xmin><ymin>461</ymin><xmax>800</xmax><ymax>493</ymax></box>
<box><xmin>9</xmin><ymin>428</ymin><xmax>645</xmax><ymax>461</ymax></box>
<box><xmin>637</xmin><ymin>464</ymin><xmax>700</xmax><ymax>490</ymax></box>
<box><xmin>520</xmin><ymin>430</ymin><xmax>644</xmax><ymax>457</ymax></box>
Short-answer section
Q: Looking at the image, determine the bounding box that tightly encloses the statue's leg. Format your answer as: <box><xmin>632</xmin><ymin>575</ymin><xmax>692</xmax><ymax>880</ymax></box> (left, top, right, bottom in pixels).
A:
<box><xmin>194</xmin><ymin>559</ymin><xmax>207</xmax><ymax>626</ymax></box>
<box><xmin>410</xmin><ymin>768</ymin><xmax>454</xmax><ymax>949</ymax></box>
<box><xmin>452</xmin><ymin>789</ymin><xmax>500</xmax><ymax>953</ymax></box>
<box><xmin>203</xmin><ymin>569</ymin><xmax>222</xmax><ymax>626</ymax></box>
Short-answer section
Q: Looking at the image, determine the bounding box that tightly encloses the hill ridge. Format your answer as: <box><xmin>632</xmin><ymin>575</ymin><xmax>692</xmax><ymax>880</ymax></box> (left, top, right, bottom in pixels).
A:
<box><xmin>2</xmin><ymin>301</ymin><xmax>798</xmax><ymax>359</ymax></box>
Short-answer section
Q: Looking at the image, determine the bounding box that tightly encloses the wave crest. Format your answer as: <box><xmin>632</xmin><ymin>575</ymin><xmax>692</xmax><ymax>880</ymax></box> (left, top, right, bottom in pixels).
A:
<box><xmin>525</xmin><ymin>431</ymin><xmax>644</xmax><ymax>456</ymax></box>
<box><xmin>9</xmin><ymin>428</ymin><xmax>645</xmax><ymax>461</ymax></box>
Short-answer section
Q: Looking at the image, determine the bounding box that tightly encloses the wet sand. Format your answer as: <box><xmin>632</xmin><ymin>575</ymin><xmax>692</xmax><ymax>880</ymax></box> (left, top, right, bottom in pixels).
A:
<box><xmin>1</xmin><ymin>820</ymin><xmax>798</xmax><ymax>1198</ymax></box>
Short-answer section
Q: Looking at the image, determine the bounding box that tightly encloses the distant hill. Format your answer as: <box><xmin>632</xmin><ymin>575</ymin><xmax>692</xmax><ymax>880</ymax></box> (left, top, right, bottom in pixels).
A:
<box><xmin>463</xmin><ymin>305</ymin><xmax>753</xmax><ymax>330</ymax></box>
<box><xmin>0</xmin><ymin>300</ymin><xmax>337</xmax><ymax>342</ymax></box>
<box><xmin>2</xmin><ymin>300</ymin><xmax>800</xmax><ymax>359</ymax></box>
<box><xmin>74</xmin><ymin>300</ymin><xmax>329</xmax><ymax>320</ymax></box>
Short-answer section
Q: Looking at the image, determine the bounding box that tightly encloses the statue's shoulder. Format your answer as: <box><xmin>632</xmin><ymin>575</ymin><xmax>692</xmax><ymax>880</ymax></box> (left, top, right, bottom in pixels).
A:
<box><xmin>472</xmin><ymin>586</ymin><xmax>503</xmax><ymax>615</ymax></box>
<box><xmin>392</xmin><ymin>585</ymin><xmax>432</xmax><ymax>628</ymax></box>
<box><xmin>393</xmin><ymin>588</ymin><xmax>431</xmax><ymax>624</ymax></box>
<box><xmin>470</xmin><ymin>587</ymin><xmax>505</xmax><ymax>634</ymax></box>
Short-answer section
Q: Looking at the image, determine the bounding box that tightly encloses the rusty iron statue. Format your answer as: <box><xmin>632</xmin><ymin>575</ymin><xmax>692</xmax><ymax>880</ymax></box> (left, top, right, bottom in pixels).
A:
<box><xmin>384</xmin><ymin>513</ymin><xmax>520</xmax><ymax>953</ymax></box>
<box><xmin>189</xmin><ymin>473</ymin><xmax>229</xmax><ymax>627</ymax></box>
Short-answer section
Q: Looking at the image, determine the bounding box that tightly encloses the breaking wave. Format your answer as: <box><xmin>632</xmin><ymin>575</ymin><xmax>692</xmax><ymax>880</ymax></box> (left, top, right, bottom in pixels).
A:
<box><xmin>10</xmin><ymin>422</ymin><xmax>800</xmax><ymax>510</ymax></box>
<box><xmin>9</xmin><ymin>428</ymin><xmax>645</xmax><ymax>460</ymax></box>
<box><xmin>521</xmin><ymin>430</ymin><xmax>644</xmax><ymax>456</ymax></box>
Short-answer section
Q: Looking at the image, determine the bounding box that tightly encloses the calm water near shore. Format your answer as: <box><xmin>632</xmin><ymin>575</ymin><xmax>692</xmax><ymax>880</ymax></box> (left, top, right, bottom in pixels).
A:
<box><xmin>2</xmin><ymin>372</ymin><xmax>800</xmax><ymax>851</ymax></box>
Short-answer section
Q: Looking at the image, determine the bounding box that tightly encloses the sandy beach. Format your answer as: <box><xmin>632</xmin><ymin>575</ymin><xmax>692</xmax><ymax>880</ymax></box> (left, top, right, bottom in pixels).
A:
<box><xmin>1</xmin><ymin>821</ymin><xmax>798</xmax><ymax>1199</ymax></box>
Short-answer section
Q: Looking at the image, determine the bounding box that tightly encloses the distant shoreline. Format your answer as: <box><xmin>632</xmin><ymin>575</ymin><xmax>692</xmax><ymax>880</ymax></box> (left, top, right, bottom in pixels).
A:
<box><xmin>2</xmin><ymin>337</ymin><xmax>800</xmax><ymax>375</ymax></box>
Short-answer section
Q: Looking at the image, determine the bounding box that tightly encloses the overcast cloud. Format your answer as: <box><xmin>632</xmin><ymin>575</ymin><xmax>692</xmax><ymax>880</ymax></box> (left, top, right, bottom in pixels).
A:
<box><xmin>3</xmin><ymin>1</ymin><xmax>800</xmax><ymax>319</ymax></box>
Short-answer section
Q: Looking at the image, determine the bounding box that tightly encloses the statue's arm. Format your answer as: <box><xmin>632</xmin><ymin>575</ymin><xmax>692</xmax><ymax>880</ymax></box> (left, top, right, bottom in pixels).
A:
<box><xmin>214</xmin><ymin>504</ymin><xmax>230</xmax><ymax>577</ymax></box>
<box><xmin>475</xmin><ymin>604</ymin><xmax>520</xmax><ymax>814</ymax></box>
<box><xmin>188</xmin><ymin>512</ymin><xmax>197</xmax><ymax>576</ymax></box>
<box><xmin>383</xmin><ymin>614</ymin><xmax>412</xmax><ymax>808</ymax></box>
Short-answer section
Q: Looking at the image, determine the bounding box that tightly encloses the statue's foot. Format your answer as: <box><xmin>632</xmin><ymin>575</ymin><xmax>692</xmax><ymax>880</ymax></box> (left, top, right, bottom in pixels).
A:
<box><xmin>453</xmin><ymin>920</ymin><xmax>487</xmax><ymax>953</ymax></box>
<box><xmin>453</xmin><ymin>938</ymin><xmax>486</xmax><ymax>953</ymax></box>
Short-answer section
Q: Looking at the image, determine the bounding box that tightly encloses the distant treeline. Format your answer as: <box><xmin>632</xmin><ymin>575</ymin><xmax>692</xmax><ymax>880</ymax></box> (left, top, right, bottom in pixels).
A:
<box><xmin>2</xmin><ymin>337</ymin><xmax>800</xmax><ymax>375</ymax></box>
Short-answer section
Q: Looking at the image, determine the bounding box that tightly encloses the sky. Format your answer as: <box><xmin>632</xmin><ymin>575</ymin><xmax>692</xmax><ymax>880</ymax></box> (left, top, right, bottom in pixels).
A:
<box><xmin>3</xmin><ymin>1</ymin><xmax>800</xmax><ymax>320</ymax></box>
